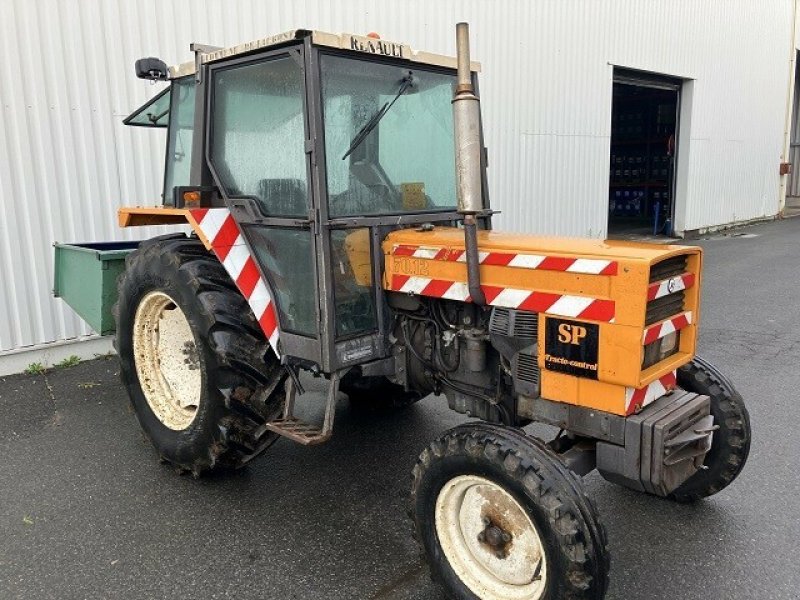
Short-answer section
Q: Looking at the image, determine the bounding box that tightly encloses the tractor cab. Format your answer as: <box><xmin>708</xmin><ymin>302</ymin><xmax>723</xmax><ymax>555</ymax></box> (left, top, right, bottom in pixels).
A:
<box><xmin>124</xmin><ymin>30</ymin><xmax>487</xmax><ymax>373</ymax></box>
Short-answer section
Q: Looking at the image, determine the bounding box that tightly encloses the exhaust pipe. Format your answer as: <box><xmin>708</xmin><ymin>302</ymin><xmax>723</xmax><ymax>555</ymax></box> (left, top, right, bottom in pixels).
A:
<box><xmin>453</xmin><ymin>22</ymin><xmax>485</xmax><ymax>305</ymax></box>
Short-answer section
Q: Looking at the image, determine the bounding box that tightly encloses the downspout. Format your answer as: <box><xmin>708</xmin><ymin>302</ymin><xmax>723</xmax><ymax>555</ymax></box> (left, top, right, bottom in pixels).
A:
<box><xmin>453</xmin><ymin>22</ymin><xmax>486</xmax><ymax>305</ymax></box>
<box><xmin>780</xmin><ymin>0</ymin><xmax>799</xmax><ymax>214</ymax></box>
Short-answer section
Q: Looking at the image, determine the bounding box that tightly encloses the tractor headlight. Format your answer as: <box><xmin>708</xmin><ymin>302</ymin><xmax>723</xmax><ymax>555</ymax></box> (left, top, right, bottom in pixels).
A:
<box><xmin>642</xmin><ymin>331</ymin><xmax>681</xmax><ymax>369</ymax></box>
<box><xmin>660</xmin><ymin>331</ymin><xmax>679</xmax><ymax>356</ymax></box>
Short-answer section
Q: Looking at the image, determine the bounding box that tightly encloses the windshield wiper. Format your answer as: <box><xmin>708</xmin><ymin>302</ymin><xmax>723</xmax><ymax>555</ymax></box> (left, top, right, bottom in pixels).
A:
<box><xmin>342</xmin><ymin>71</ymin><xmax>415</xmax><ymax>160</ymax></box>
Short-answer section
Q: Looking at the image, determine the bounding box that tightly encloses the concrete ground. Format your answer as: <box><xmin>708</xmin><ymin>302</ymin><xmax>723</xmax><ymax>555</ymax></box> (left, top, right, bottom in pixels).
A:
<box><xmin>2</xmin><ymin>217</ymin><xmax>800</xmax><ymax>599</ymax></box>
<box><xmin>783</xmin><ymin>196</ymin><xmax>800</xmax><ymax>218</ymax></box>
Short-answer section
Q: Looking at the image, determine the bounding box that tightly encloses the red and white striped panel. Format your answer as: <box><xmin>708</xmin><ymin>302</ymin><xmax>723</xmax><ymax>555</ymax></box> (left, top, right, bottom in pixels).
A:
<box><xmin>642</xmin><ymin>311</ymin><xmax>692</xmax><ymax>345</ymax></box>
<box><xmin>625</xmin><ymin>371</ymin><xmax>677</xmax><ymax>415</ymax></box>
<box><xmin>390</xmin><ymin>274</ymin><xmax>616</xmax><ymax>322</ymax></box>
<box><xmin>647</xmin><ymin>273</ymin><xmax>696</xmax><ymax>301</ymax></box>
<box><xmin>391</xmin><ymin>245</ymin><xmax>618</xmax><ymax>275</ymax></box>
<box><xmin>189</xmin><ymin>208</ymin><xmax>280</xmax><ymax>355</ymax></box>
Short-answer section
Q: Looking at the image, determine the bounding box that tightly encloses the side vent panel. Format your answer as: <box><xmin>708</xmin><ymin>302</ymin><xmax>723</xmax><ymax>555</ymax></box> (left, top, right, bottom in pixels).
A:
<box><xmin>489</xmin><ymin>307</ymin><xmax>538</xmax><ymax>340</ymax></box>
<box><xmin>489</xmin><ymin>307</ymin><xmax>541</xmax><ymax>398</ymax></box>
<box><xmin>513</xmin><ymin>349</ymin><xmax>540</xmax><ymax>398</ymax></box>
<box><xmin>516</xmin><ymin>352</ymin><xmax>539</xmax><ymax>383</ymax></box>
<box><xmin>489</xmin><ymin>306</ymin><xmax>511</xmax><ymax>335</ymax></box>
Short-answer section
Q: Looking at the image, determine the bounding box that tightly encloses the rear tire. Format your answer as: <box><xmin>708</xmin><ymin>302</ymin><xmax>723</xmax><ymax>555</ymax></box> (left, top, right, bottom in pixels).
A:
<box><xmin>669</xmin><ymin>356</ymin><xmax>751</xmax><ymax>502</ymax></box>
<box><xmin>114</xmin><ymin>234</ymin><xmax>286</xmax><ymax>475</ymax></box>
<box><xmin>411</xmin><ymin>423</ymin><xmax>609</xmax><ymax>600</ymax></box>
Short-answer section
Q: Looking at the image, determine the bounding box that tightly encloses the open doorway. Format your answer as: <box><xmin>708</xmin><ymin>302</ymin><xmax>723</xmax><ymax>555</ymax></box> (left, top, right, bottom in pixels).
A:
<box><xmin>609</xmin><ymin>70</ymin><xmax>681</xmax><ymax>238</ymax></box>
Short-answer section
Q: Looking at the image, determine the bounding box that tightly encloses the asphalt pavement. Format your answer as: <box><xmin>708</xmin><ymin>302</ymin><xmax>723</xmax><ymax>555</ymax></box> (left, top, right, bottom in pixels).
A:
<box><xmin>2</xmin><ymin>218</ymin><xmax>800</xmax><ymax>599</ymax></box>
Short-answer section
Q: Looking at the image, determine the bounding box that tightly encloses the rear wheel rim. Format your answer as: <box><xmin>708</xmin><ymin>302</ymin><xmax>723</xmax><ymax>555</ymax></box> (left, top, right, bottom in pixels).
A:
<box><xmin>435</xmin><ymin>474</ymin><xmax>548</xmax><ymax>600</ymax></box>
<box><xmin>133</xmin><ymin>291</ymin><xmax>202</xmax><ymax>431</ymax></box>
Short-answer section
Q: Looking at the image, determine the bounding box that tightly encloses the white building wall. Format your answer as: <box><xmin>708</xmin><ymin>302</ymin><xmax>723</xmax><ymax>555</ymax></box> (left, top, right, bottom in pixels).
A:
<box><xmin>0</xmin><ymin>0</ymin><xmax>795</xmax><ymax>358</ymax></box>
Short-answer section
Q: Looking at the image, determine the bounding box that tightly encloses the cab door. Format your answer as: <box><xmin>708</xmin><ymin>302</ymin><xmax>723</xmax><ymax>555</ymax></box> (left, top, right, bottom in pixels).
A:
<box><xmin>205</xmin><ymin>44</ymin><xmax>322</xmax><ymax>364</ymax></box>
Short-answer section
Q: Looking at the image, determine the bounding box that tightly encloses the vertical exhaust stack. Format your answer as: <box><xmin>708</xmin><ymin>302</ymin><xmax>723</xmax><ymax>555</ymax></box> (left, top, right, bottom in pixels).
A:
<box><xmin>453</xmin><ymin>22</ymin><xmax>486</xmax><ymax>305</ymax></box>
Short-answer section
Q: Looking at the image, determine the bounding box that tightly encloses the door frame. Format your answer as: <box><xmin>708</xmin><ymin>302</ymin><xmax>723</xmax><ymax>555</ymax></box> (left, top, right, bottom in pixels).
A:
<box><xmin>202</xmin><ymin>41</ymin><xmax>325</xmax><ymax>366</ymax></box>
<box><xmin>609</xmin><ymin>68</ymin><xmax>683</xmax><ymax>236</ymax></box>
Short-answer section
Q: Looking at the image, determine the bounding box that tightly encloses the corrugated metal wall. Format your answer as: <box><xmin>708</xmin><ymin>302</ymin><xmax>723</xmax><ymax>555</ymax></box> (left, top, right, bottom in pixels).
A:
<box><xmin>0</xmin><ymin>0</ymin><xmax>794</xmax><ymax>354</ymax></box>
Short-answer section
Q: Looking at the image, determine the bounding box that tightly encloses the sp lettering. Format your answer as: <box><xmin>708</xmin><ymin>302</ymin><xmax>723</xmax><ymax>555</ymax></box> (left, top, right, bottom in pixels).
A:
<box><xmin>557</xmin><ymin>323</ymin><xmax>588</xmax><ymax>345</ymax></box>
<box><xmin>545</xmin><ymin>318</ymin><xmax>600</xmax><ymax>379</ymax></box>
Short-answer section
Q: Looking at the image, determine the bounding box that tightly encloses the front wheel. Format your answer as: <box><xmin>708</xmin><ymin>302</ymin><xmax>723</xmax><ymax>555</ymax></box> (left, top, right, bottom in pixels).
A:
<box><xmin>411</xmin><ymin>423</ymin><xmax>609</xmax><ymax>600</ymax></box>
<box><xmin>669</xmin><ymin>356</ymin><xmax>751</xmax><ymax>502</ymax></box>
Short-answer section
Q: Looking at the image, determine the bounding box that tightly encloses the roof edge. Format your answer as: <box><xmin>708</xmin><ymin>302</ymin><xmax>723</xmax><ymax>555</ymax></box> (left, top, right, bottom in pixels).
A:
<box><xmin>167</xmin><ymin>29</ymin><xmax>480</xmax><ymax>79</ymax></box>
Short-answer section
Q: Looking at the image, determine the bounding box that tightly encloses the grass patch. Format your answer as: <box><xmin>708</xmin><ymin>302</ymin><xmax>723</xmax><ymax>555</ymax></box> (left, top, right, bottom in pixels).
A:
<box><xmin>24</xmin><ymin>362</ymin><xmax>46</xmax><ymax>376</ymax></box>
<box><xmin>56</xmin><ymin>355</ymin><xmax>81</xmax><ymax>369</ymax></box>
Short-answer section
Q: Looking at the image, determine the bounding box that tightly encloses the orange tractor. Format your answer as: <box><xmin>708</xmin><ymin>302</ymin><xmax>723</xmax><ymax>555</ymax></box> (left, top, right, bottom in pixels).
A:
<box><xmin>57</xmin><ymin>24</ymin><xmax>750</xmax><ymax>599</ymax></box>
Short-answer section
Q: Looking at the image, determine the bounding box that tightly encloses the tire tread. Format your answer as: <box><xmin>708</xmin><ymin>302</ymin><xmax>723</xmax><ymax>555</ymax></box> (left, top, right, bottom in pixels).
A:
<box><xmin>114</xmin><ymin>235</ymin><xmax>285</xmax><ymax>474</ymax></box>
<box><xmin>410</xmin><ymin>423</ymin><xmax>609</xmax><ymax>599</ymax></box>
<box><xmin>670</xmin><ymin>356</ymin><xmax>751</xmax><ymax>502</ymax></box>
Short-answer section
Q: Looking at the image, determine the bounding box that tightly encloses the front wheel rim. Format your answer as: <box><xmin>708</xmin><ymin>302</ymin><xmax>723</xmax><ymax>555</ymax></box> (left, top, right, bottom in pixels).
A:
<box><xmin>132</xmin><ymin>291</ymin><xmax>202</xmax><ymax>431</ymax></box>
<box><xmin>435</xmin><ymin>474</ymin><xmax>548</xmax><ymax>600</ymax></box>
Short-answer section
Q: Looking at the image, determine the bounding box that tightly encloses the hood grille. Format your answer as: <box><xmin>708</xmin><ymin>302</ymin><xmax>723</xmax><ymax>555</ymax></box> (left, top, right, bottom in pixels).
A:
<box><xmin>646</xmin><ymin>291</ymin><xmax>686</xmax><ymax>325</ymax></box>
<box><xmin>649</xmin><ymin>255</ymin><xmax>688</xmax><ymax>283</ymax></box>
<box><xmin>646</xmin><ymin>254</ymin><xmax>690</xmax><ymax>325</ymax></box>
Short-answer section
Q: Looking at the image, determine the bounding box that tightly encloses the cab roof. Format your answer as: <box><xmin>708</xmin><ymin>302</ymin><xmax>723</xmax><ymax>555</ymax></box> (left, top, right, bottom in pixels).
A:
<box><xmin>168</xmin><ymin>29</ymin><xmax>481</xmax><ymax>79</ymax></box>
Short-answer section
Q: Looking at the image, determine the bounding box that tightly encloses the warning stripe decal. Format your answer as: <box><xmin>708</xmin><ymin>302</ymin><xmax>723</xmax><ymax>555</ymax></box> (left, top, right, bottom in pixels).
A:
<box><xmin>190</xmin><ymin>208</ymin><xmax>280</xmax><ymax>355</ymax></box>
<box><xmin>391</xmin><ymin>245</ymin><xmax>618</xmax><ymax>275</ymax></box>
<box><xmin>642</xmin><ymin>311</ymin><xmax>693</xmax><ymax>345</ymax></box>
<box><xmin>625</xmin><ymin>371</ymin><xmax>677</xmax><ymax>415</ymax></box>
<box><xmin>389</xmin><ymin>275</ymin><xmax>615</xmax><ymax>322</ymax></box>
<box><xmin>647</xmin><ymin>272</ymin><xmax>696</xmax><ymax>301</ymax></box>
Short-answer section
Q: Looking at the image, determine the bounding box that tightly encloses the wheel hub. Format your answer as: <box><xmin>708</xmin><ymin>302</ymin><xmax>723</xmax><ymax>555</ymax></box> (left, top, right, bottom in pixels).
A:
<box><xmin>435</xmin><ymin>474</ymin><xmax>547</xmax><ymax>599</ymax></box>
<box><xmin>477</xmin><ymin>517</ymin><xmax>513</xmax><ymax>559</ymax></box>
<box><xmin>132</xmin><ymin>291</ymin><xmax>202</xmax><ymax>431</ymax></box>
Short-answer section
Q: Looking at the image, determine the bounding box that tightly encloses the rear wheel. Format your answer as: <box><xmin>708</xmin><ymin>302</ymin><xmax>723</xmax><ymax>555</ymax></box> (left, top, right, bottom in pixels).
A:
<box><xmin>132</xmin><ymin>289</ymin><xmax>203</xmax><ymax>430</ymax></box>
<box><xmin>114</xmin><ymin>234</ymin><xmax>286</xmax><ymax>475</ymax></box>
<box><xmin>669</xmin><ymin>356</ymin><xmax>751</xmax><ymax>502</ymax></box>
<box><xmin>411</xmin><ymin>423</ymin><xmax>609</xmax><ymax>600</ymax></box>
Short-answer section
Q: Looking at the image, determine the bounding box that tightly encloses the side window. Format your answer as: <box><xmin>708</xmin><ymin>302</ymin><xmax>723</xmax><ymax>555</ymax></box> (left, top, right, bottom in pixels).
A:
<box><xmin>123</xmin><ymin>87</ymin><xmax>171</xmax><ymax>127</ymax></box>
<box><xmin>210</xmin><ymin>56</ymin><xmax>308</xmax><ymax>217</ymax></box>
<box><xmin>247</xmin><ymin>227</ymin><xmax>317</xmax><ymax>337</ymax></box>
<box><xmin>163</xmin><ymin>77</ymin><xmax>196</xmax><ymax>205</ymax></box>
<box><xmin>331</xmin><ymin>228</ymin><xmax>377</xmax><ymax>338</ymax></box>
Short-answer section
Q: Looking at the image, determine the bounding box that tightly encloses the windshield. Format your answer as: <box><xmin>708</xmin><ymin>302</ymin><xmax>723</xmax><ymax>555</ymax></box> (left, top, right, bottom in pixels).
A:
<box><xmin>320</xmin><ymin>54</ymin><xmax>458</xmax><ymax>218</ymax></box>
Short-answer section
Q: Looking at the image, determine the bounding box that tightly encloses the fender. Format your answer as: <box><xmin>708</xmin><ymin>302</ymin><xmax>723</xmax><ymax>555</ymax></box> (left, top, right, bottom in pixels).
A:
<box><xmin>118</xmin><ymin>206</ymin><xmax>281</xmax><ymax>354</ymax></box>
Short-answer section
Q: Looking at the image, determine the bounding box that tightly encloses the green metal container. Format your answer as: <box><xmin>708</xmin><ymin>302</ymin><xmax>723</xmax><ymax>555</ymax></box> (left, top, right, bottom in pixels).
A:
<box><xmin>53</xmin><ymin>241</ymin><xmax>140</xmax><ymax>335</ymax></box>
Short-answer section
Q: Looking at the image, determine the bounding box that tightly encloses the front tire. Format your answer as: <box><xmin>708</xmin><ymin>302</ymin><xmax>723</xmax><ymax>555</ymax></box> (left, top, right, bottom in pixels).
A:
<box><xmin>411</xmin><ymin>423</ymin><xmax>609</xmax><ymax>600</ymax></box>
<box><xmin>114</xmin><ymin>234</ymin><xmax>286</xmax><ymax>475</ymax></box>
<box><xmin>669</xmin><ymin>356</ymin><xmax>751</xmax><ymax>502</ymax></box>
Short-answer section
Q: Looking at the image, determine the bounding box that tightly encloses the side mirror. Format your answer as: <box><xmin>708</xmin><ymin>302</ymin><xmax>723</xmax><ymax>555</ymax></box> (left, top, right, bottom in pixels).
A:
<box><xmin>135</xmin><ymin>57</ymin><xmax>169</xmax><ymax>81</ymax></box>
